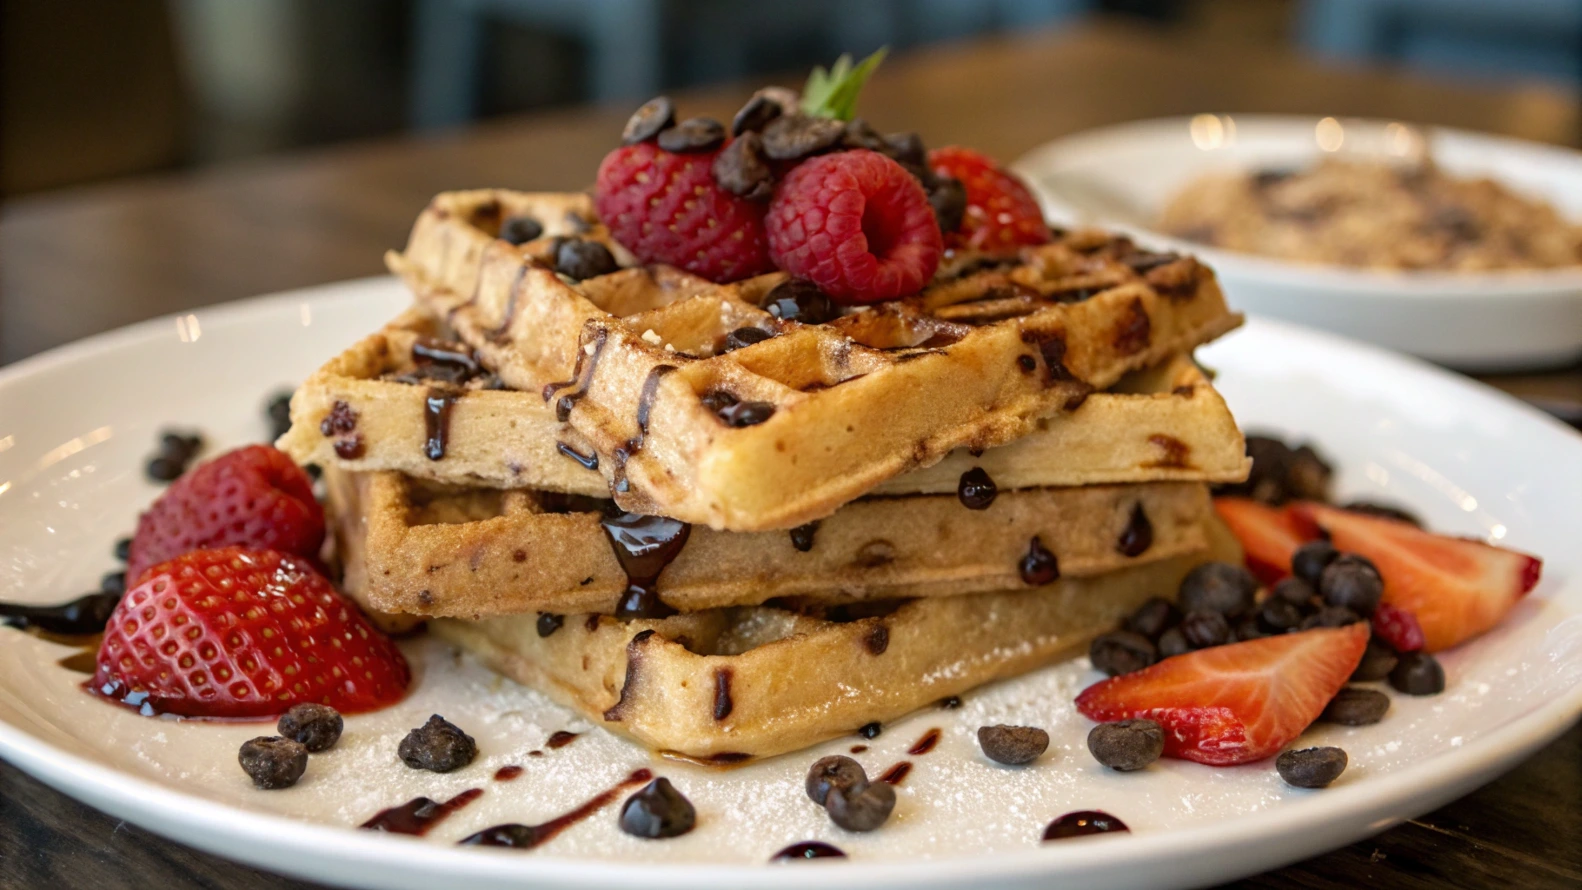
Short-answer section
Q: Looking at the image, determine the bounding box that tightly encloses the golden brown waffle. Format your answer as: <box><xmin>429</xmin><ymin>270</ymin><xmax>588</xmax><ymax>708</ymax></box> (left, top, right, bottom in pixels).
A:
<box><xmin>280</xmin><ymin>309</ymin><xmax>1248</xmax><ymax>495</ymax></box>
<box><xmin>387</xmin><ymin>190</ymin><xmax>1243</xmax><ymax>531</ymax></box>
<box><xmin>426</xmin><ymin>529</ymin><xmax>1238</xmax><ymax>761</ymax></box>
<box><xmin>323</xmin><ymin>465</ymin><xmax>1211</xmax><ymax>619</ymax></box>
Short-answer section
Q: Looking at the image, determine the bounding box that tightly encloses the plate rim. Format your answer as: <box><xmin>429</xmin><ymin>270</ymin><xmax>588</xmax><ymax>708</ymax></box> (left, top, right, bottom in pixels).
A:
<box><xmin>1</xmin><ymin>278</ymin><xmax>1580</xmax><ymax>889</ymax></box>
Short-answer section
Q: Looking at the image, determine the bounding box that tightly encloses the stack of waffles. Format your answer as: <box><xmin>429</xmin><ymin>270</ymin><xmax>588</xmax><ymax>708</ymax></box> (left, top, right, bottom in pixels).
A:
<box><xmin>280</xmin><ymin>190</ymin><xmax>1250</xmax><ymax>762</ymax></box>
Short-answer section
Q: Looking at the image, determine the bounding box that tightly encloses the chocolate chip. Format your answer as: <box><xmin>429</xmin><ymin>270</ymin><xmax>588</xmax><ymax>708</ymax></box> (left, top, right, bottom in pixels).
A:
<box><xmin>928</xmin><ymin>176</ymin><xmax>967</xmax><ymax>233</ymax></box>
<box><xmin>622</xmin><ymin>96</ymin><xmax>675</xmax><ymax>144</ymax></box>
<box><xmin>1178</xmin><ymin>562</ymin><xmax>1257</xmax><ymax>616</ymax></box>
<box><xmin>1124</xmin><ymin>596</ymin><xmax>1180</xmax><ymax>640</ymax></box>
<box><xmin>277</xmin><ymin>703</ymin><xmax>343</xmax><ymax>752</ymax></box>
<box><xmin>1321</xmin><ymin>687</ymin><xmax>1391</xmax><ymax>725</ymax></box>
<box><xmin>884</xmin><ymin>131</ymin><xmax>926</xmax><ymax>167</ymax></box>
<box><xmin>146</xmin><ymin>455</ymin><xmax>184</xmax><ymax>482</ymax></box>
<box><xmin>500</xmin><ymin>214</ymin><xmax>544</xmax><ymax>245</ymax></box>
<box><xmin>717</xmin><ymin>400</ymin><xmax>775</xmax><ymax>428</ymax></box>
<box><xmin>398</xmin><ymin>714</ymin><xmax>477</xmax><ymax>773</ymax></box>
<box><xmin>712</xmin><ymin>131</ymin><xmax>773</xmax><ymax>200</ymax></box>
<box><xmin>1277</xmin><ymin>746</ymin><xmax>1348</xmax><ymax>788</ymax></box>
<box><xmin>825</xmin><ymin>780</ymin><xmax>896</xmax><ymax>832</ymax></box>
<box><xmin>1158</xmin><ymin>627</ymin><xmax>1191</xmax><ymax>658</ymax></box>
<box><xmin>619</xmin><ymin>777</ymin><xmax>696</xmax><ymax>839</ymax></box>
<box><xmin>1351</xmin><ymin>639</ymin><xmax>1399</xmax><ymax>682</ymax></box>
<box><xmin>333</xmin><ymin>434</ymin><xmax>365</xmax><ymax>460</ymax></box>
<box><xmin>100</xmin><ymin>571</ymin><xmax>126</xmax><ymax>596</ymax></box>
<box><xmin>113</xmin><ymin>536</ymin><xmax>132</xmax><ymax>563</ymax></box>
<box><xmin>721</xmin><ymin>326</ymin><xmax>774</xmax><ymax>353</ymax></box>
<box><xmin>977</xmin><ymin>724</ymin><xmax>1049</xmax><ymax>765</ymax></box>
<box><xmin>1087</xmin><ymin>719</ymin><xmax>1164</xmax><ymax>771</ymax></box>
<box><xmin>657</xmin><ymin>117</ymin><xmax>725</xmax><ymax>153</ymax></box>
<box><xmin>536</xmin><ymin>612</ymin><xmax>564</xmax><ymax>637</ymax></box>
<box><xmin>554</xmin><ymin>238</ymin><xmax>618</xmax><ymax>281</ymax></box>
<box><xmin>840</xmin><ymin>118</ymin><xmax>889</xmax><ymax>153</ymax></box>
<box><xmin>957</xmin><ymin>467</ymin><xmax>997</xmax><ymax>510</ymax></box>
<box><xmin>731</xmin><ymin>93</ymin><xmax>783</xmax><ymax>136</ymax></box>
<box><xmin>238</xmin><ymin>736</ymin><xmax>307</xmax><ymax>789</ymax></box>
<box><xmin>1300</xmin><ymin>605</ymin><xmax>1361</xmax><ymax>630</ymax></box>
<box><xmin>266</xmin><ymin>391</ymin><xmax>293</xmax><ymax>440</ymax></box>
<box><xmin>159</xmin><ymin>431</ymin><xmax>202</xmax><ymax>459</ymax></box>
<box><xmin>763</xmin><ymin>278</ymin><xmax>835</xmax><ymax>324</ymax></box>
<box><xmin>1089</xmin><ymin>631</ymin><xmax>1156</xmax><ymax>677</ymax></box>
<box><xmin>1320</xmin><ymin>554</ymin><xmax>1383</xmax><ymax>616</ymax></box>
<box><xmin>858</xmin><ymin>721</ymin><xmax>882</xmax><ymax>739</ymax></box>
<box><xmin>761</xmin><ymin>114</ymin><xmax>845</xmax><ymax>161</ymax></box>
<box><xmin>806</xmin><ymin>755</ymin><xmax>867</xmax><ymax>806</ymax></box>
<box><xmin>789</xmin><ymin>521</ymin><xmax>819</xmax><ymax>553</ymax></box>
<box><xmin>1389</xmin><ymin>651</ymin><xmax>1445</xmax><ymax>696</ymax></box>
<box><xmin>320</xmin><ymin>400</ymin><xmax>358</xmax><ymax>436</ymax></box>
<box><xmin>1180</xmin><ymin>609</ymin><xmax>1230</xmax><ymax>648</ymax></box>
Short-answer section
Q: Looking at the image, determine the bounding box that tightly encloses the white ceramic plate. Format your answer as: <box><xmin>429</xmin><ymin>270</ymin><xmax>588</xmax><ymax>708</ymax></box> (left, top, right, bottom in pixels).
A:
<box><xmin>1012</xmin><ymin>115</ymin><xmax>1582</xmax><ymax>370</ymax></box>
<box><xmin>1</xmin><ymin>278</ymin><xmax>1579</xmax><ymax>890</ymax></box>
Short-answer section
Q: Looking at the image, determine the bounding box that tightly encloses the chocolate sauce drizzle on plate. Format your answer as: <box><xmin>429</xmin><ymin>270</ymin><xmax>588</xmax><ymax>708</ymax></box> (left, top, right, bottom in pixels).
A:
<box><xmin>493</xmin><ymin>765</ymin><xmax>524</xmax><ymax>782</ymax></box>
<box><xmin>878</xmin><ymin>762</ymin><xmax>912</xmax><ymax>785</ymax></box>
<box><xmin>545</xmin><ymin>730</ymin><xmax>580</xmax><ymax>750</ymax></box>
<box><xmin>600</xmin><ymin>512</ymin><xmax>691</xmax><ymax>619</ymax></box>
<box><xmin>772</xmin><ymin>841</ymin><xmax>847</xmax><ymax>861</ymax></box>
<box><xmin>423</xmin><ymin>388</ymin><xmax>460</xmax><ymax>460</ymax></box>
<box><xmin>361</xmin><ymin>788</ymin><xmax>485</xmax><ymax>836</ymax></box>
<box><xmin>907</xmin><ymin>727</ymin><xmax>942</xmax><ymax>756</ymax></box>
<box><xmin>1042</xmin><ymin>810</ymin><xmax>1130</xmax><ymax>841</ymax></box>
<box><xmin>0</xmin><ymin>592</ymin><xmax>119</xmax><ymax>635</ymax></box>
<box><xmin>459</xmin><ymin>768</ymin><xmax>653</xmax><ymax>849</ymax></box>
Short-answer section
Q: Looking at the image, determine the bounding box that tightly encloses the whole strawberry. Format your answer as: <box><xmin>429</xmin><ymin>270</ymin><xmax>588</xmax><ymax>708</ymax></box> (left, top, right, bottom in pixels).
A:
<box><xmin>93</xmin><ymin>548</ymin><xmax>409</xmax><ymax>718</ymax></box>
<box><xmin>766</xmin><ymin>149</ymin><xmax>943</xmax><ymax>303</ymax></box>
<box><xmin>594</xmin><ymin>139</ymin><xmax>775</xmax><ymax>282</ymax></box>
<box><xmin>127</xmin><ymin>445</ymin><xmax>324</xmax><ymax>583</ymax></box>
<box><xmin>928</xmin><ymin>146</ymin><xmax>1051</xmax><ymax>252</ymax></box>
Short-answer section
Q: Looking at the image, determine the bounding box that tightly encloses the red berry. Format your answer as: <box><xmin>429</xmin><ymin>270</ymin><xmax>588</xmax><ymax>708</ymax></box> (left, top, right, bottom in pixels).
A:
<box><xmin>928</xmin><ymin>146</ymin><xmax>1050</xmax><ymax>252</ymax></box>
<box><xmin>594</xmin><ymin>141</ymin><xmax>774</xmax><ymax>282</ymax></box>
<box><xmin>1371</xmin><ymin>602</ymin><xmax>1426</xmax><ymax>653</ymax></box>
<box><xmin>765</xmin><ymin>150</ymin><xmax>943</xmax><ymax>304</ymax></box>
<box><xmin>1289</xmin><ymin>503</ymin><xmax>1541</xmax><ymax>652</ymax></box>
<box><xmin>1213</xmin><ymin>497</ymin><xmax>1309</xmax><ymax>586</ymax></box>
<box><xmin>1076</xmin><ymin>623</ymin><xmax>1369</xmax><ymax>766</ymax></box>
<box><xmin>93</xmin><ymin>548</ymin><xmax>409</xmax><ymax>718</ymax></box>
<box><xmin>127</xmin><ymin>445</ymin><xmax>323</xmax><ymax>583</ymax></box>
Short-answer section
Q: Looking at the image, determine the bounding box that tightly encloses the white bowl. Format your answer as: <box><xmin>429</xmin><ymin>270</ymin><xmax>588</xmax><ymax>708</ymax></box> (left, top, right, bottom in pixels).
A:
<box><xmin>1013</xmin><ymin>115</ymin><xmax>1582</xmax><ymax>370</ymax></box>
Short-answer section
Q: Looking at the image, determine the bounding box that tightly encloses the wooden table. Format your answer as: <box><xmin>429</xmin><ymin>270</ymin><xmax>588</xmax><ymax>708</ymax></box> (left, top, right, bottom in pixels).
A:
<box><xmin>1</xmin><ymin>20</ymin><xmax>1578</xmax><ymax>889</ymax></box>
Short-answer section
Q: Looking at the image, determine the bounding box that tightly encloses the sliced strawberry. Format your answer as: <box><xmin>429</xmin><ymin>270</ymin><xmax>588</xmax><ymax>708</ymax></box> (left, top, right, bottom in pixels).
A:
<box><xmin>1289</xmin><ymin>503</ymin><xmax>1542</xmax><ymax>652</ymax></box>
<box><xmin>1370</xmin><ymin>602</ymin><xmax>1425</xmax><ymax>653</ymax></box>
<box><xmin>1213</xmin><ymin>497</ymin><xmax>1310</xmax><ymax>586</ymax></box>
<box><xmin>93</xmin><ymin>548</ymin><xmax>409</xmax><ymax>718</ymax></box>
<box><xmin>1075</xmin><ymin>623</ymin><xmax>1368</xmax><ymax>766</ymax></box>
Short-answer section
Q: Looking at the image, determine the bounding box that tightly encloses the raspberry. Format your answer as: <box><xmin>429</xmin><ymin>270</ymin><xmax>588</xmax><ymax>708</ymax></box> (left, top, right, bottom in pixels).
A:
<box><xmin>594</xmin><ymin>141</ymin><xmax>774</xmax><ymax>282</ymax></box>
<box><xmin>1370</xmin><ymin>602</ymin><xmax>1426</xmax><ymax>653</ymax></box>
<box><xmin>127</xmin><ymin>445</ymin><xmax>323</xmax><ymax>582</ymax></box>
<box><xmin>765</xmin><ymin>150</ymin><xmax>942</xmax><ymax>304</ymax></box>
<box><xmin>93</xmin><ymin>548</ymin><xmax>409</xmax><ymax>718</ymax></box>
<box><xmin>928</xmin><ymin>146</ymin><xmax>1050</xmax><ymax>251</ymax></box>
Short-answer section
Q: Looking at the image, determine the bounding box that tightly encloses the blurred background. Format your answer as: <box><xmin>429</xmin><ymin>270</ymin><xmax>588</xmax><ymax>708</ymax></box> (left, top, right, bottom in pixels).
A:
<box><xmin>6</xmin><ymin>0</ymin><xmax>1581</xmax><ymax>197</ymax></box>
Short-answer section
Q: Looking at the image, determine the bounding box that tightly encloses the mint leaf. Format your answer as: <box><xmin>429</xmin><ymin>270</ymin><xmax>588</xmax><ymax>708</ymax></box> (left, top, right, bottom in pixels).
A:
<box><xmin>801</xmin><ymin>47</ymin><xmax>887</xmax><ymax>121</ymax></box>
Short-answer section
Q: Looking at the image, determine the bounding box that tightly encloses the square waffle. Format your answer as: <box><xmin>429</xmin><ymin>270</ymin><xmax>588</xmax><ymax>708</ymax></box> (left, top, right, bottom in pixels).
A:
<box><xmin>324</xmin><ymin>465</ymin><xmax>1212</xmax><ymax>620</ymax></box>
<box><xmin>422</xmin><ymin>527</ymin><xmax>1238</xmax><ymax>761</ymax></box>
<box><xmin>387</xmin><ymin>189</ymin><xmax>1243</xmax><ymax>531</ymax></box>
<box><xmin>278</xmin><ymin>309</ymin><xmax>1249</xmax><ymax>496</ymax></box>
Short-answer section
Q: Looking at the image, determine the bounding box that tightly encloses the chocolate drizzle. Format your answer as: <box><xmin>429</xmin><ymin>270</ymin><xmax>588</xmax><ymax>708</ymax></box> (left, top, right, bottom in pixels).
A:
<box><xmin>1</xmin><ymin>592</ymin><xmax>119</xmax><ymax>635</ymax></box>
<box><xmin>411</xmin><ymin>338</ymin><xmax>482</xmax><ymax>384</ymax></box>
<box><xmin>487</xmin><ymin>264</ymin><xmax>530</xmax><ymax>343</ymax></box>
<box><xmin>1117</xmin><ymin>503</ymin><xmax>1153</xmax><ymax>557</ymax></box>
<box><xmin>556</xmin><ymin>442</ymin><xmax>599</xmax><ymax>471</ymax></box>
<box><xmin>459</xmin><ymin>769</ymin><xmax>653</xmax><ymax>849</ymax></box>
<box><xmin>361</xmin><ymin>788</ymin><xmax>484</xmax><ymax>835</ymax></box>
<box><xmin>543</xmin><ymin>329</ymin><xmax>610</xmax><ymax>422</ymax></box>
<box><xmin>957</xmin><ymin>467</ymin><xmax>998</xmax><ymax>510</ymax></box>
<box><xmin>493</xmin><ymin>765</ymin><xmax>524</xmax><ymax>782</ymax></box>
<box><xmin>878</xmin><ymin>762</ymin><xmax>912</xmax><ymax>785</ymax></box>
<box><xmin>1019</xmin><ymin>536</ymin><xmax>1060</xmax><ymax>585</ymax></box>
<box><xmin>772</xmin><ymin>841</ymin><xmax>846</xmax><ymax>861</ymax></box>
<box><xmin>423</xmin><ymin>388</ymin><xmax>459</xmax><ymax>460</ymax></box>
<box><xmin>713</xmin><ymin>667</ymin><xmax>734</xmax><ymax>720</ymax></box>
<box><xmin>600</xmin><ymin>512</ymin><xmax>691</xmax><ymax>619</ymax></box>
<box><xmin>907</xmin><ymin>727</ymin><xmax>942</xmax><ymax>756</ymax></box>
<box><xmin>1042</xmin><ymin>810</ymin><xmax>1130</xmax><ymax>841</ymax></box>
<box><xmin>545</xmin><ymin>730</ymin><xmax>580</xmax><ymax>749</ymax></box>
<box><xmin>610</xmin><ymin>364</ymin><xmax>676</xmax><ymax>494</ymax></box>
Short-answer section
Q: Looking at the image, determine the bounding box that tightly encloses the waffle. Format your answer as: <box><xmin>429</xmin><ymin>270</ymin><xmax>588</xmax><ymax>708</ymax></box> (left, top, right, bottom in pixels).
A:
<box><xmin>279</xmin><ymin>309</ymin><xmax>1249</xmax><ymax>496</ymax></box>
<box><xmin>324</xmin><ymin>465</ymin><xmax>1211</xmax><ymax>619</ymax></box>
<box><xmin>427</xmin><ymin>524</ymin><xmax>1239</xmax><ymax>761</ymax></box>
<box><xmin>387</xmin><ymin>190</ymin><xmax>1243</xmax><ymax>530</ymax></box>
